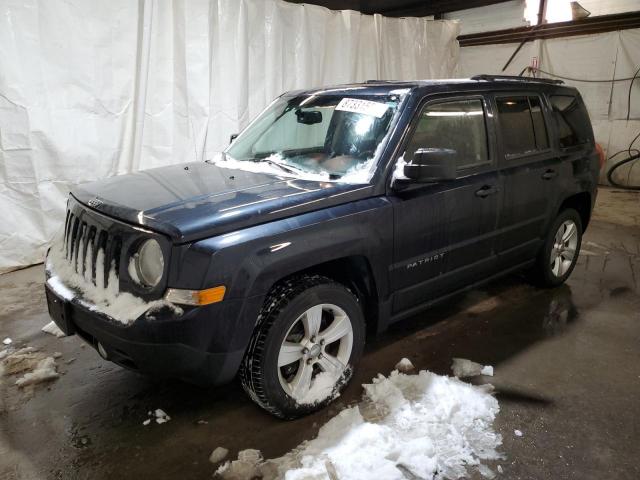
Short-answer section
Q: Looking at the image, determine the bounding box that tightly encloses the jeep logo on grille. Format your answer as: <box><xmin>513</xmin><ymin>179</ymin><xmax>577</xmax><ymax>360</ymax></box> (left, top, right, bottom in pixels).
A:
<box><xmin>87</xmin><ymin>197</ymin><xmax>103</xmax><ymax>208</ymax></box>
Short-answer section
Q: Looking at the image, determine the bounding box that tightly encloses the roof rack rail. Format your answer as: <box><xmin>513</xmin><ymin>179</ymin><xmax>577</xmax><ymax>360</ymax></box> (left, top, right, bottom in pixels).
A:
<box><xmin>471</xmin><ymin>74</ymin><xmax>564</xmax><ymax>85</ymax></box>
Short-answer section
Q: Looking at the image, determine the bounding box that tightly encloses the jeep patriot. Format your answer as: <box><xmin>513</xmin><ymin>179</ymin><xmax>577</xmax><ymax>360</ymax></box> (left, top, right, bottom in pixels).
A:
<box><xmin>45</xmin><ymin>76</ymin><xmax>599</xmax><ymax>418</ymax></box>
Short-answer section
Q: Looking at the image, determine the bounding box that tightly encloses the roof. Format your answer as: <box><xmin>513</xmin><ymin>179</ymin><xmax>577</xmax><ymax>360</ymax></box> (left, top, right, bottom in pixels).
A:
<box><xmin>293</xmin><ymin>75</ymin><xmax>575</xmax><ymax>98</ymax></box>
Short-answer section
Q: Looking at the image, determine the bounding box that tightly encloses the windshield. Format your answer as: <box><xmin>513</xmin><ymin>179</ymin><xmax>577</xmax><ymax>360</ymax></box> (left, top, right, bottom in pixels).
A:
<box><xmin>224</xmin><ymin>92</ymin><xmax>404</xmax><ymax>182</ymax></box>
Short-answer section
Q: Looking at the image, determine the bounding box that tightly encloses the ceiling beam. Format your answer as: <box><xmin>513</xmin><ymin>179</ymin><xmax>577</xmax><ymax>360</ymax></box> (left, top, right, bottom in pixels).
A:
<box><xmin>284</xmin><ymin>0</ymin><xmax>517</xmax><ymax>17</ymax></box>
<box><xmin>369</xmin><ymin>0</ymin><xmax>516</xmax><ymax>16</ymax></box>
<box><xmin>458</xmin><ymin>11</ymin><xmax>640</xmax><ymax>47</ymax></box>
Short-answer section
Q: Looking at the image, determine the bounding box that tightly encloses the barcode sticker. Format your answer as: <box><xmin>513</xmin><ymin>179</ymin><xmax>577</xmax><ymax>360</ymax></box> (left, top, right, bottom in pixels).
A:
<box><xmin>335</xmin><ymin>98</ymin><xmax>389</xmax><ymax>118</ymax></box>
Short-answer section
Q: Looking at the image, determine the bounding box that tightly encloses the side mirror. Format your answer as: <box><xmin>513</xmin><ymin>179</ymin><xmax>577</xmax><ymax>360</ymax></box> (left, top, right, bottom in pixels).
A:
<box><xmin>404</xmin><ymin>148</ymin><xmax>457</xmax><ymax>182</ymax></box>
<box><xmin>230</xmin><ymin>133</ymin><xmax>238</xmax><ymax>144</ymax></box>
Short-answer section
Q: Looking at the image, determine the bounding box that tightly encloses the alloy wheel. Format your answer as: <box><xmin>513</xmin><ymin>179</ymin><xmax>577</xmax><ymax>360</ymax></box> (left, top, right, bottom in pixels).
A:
<box><xmin>277</xmin><ymin>303</ymin><xmax>353</xmax><ymax>402</ymax></box>
<box><xmin>550</xmin><ymin>219</ymin><xmax>578</xmax><ymax>277</ymax></box>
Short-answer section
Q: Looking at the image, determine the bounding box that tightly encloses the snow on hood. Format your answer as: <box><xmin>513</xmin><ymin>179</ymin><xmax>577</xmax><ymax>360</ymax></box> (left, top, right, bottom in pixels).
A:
<box><xmin>218</xmin><ymin>367</ymin><xmax>502</xmax><ymax>480</ymax></box>
<box><xmin>46</xmin><ymin>232</ymin><xmax>182</xmax><ymax>325</ymax></box>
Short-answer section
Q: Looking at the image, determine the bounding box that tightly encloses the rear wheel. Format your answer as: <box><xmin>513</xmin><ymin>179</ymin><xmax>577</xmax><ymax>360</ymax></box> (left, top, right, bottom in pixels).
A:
<box><xmin>240</xmin><ymin>275</ymin><xmax>365</xmax><ymax>419</ymax></box>
<box><xmin>531</xmin><ymin>208</ymin><xmax>582</xmax><ymax>287</ymax></box>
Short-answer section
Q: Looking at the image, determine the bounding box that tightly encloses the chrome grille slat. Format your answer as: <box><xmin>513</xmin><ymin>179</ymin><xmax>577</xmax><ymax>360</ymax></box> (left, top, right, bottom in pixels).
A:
<box><xmin>68</xmin><ymin>217</ymin><xmax>80</xmax><ymax>262</ymax></box>
<box><xmin>74</xmin><ymin>223</ymin><xmax>86</xmax><ymax>273</ymax></box>
<box><xmin>61</xmin><ymin>207</ymin><xmax>117</xmax><ymax>289</ymax></box>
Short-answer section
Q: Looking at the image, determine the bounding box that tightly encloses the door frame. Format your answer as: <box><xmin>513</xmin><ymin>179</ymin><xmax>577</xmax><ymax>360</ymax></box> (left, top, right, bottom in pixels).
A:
<box><xmin>385</xmin><ymin>91</ymin><xmax>503</xmax><ymax>318</ymax></box>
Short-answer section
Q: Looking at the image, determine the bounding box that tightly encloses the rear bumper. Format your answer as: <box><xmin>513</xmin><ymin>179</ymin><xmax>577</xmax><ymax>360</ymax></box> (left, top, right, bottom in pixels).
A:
<box><xmin>45</xmin><ymin>281</ymin><xmax>263</xmax><ymax>386</ymax></box>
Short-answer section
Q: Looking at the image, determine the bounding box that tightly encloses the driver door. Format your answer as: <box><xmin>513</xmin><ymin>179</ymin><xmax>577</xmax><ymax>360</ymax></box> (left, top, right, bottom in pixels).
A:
<box><xmin>390</xmin><ymin>95</ymin><xmax>501</xmax><ymax>317</ymax></box>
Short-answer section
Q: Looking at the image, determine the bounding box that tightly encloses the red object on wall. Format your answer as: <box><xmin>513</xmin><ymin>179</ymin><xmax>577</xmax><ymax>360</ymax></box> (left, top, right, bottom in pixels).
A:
<box><xmin>595</xmin><ymin>143</ymin><xmax>605</xmax><ymax>169</ymax></box>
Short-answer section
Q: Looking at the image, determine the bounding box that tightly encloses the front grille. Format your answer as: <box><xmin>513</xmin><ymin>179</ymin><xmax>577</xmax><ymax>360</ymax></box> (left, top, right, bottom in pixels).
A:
<box><xmin>63</xmin><ymin>207</ymin><xmax>123</xmax><ymax>288</ymax></box>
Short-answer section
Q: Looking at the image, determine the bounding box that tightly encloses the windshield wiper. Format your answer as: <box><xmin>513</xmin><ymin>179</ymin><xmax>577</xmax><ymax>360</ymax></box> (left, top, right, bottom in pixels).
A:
<box><xmin>251</xmin><ymin>158</ymin><xmax>305</xmax><ymax>176</ymax></box>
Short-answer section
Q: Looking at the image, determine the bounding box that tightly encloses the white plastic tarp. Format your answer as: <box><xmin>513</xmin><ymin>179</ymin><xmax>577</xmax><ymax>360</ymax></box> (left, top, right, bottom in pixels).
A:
<box><xmin>0</xmin><ymin>0</ymin><xmax>460</xmax><ymax>273</ymax></box>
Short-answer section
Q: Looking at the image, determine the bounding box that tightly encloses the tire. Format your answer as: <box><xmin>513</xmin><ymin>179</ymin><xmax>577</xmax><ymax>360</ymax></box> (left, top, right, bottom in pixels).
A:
<box><xmin>530</xmin><ymin>208</ymin><xmax>582</xmax><ymax>287</ymax></box>
<box><xmin>239</xmin><ymin>274</ymin><xmax>365</xmax><ymax>419</ymax></box>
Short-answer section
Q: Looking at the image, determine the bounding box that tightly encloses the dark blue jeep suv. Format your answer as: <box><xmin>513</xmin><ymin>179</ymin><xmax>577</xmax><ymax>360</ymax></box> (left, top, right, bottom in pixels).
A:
<box><xmin>45</xmin><ymin>76</ymin><xmax>599</xmax><ymax>418</ymax></box>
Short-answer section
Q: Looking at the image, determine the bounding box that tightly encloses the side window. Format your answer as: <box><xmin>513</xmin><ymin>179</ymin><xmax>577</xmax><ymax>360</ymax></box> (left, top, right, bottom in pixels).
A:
<box><xmin>529</xmin><ymin>96</ymin><xmax>549</xmax><ymax>149</ymax></box>
<box><xmin>404</xmin><ymin>98</ymin><xmax>489</xmax><ymax>169</ymax></box>
<box><xmin>550</xmin><ymin>95</ymin><xmax>591</xmax><ymax>148</ymax></box>
<box><xmin>496</xmin><ymin>95</ymin><xmax>549</xmax><ymax>156</ymax></box>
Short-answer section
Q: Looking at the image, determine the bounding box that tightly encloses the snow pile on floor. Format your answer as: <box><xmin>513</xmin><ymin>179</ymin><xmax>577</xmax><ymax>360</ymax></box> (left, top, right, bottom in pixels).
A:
<box><xmin>3</xmin><ymin>338</ymin><xmax>12</xmax><ymax>345</ymax></box>
<box><xmin>451</xmin><ymin>358</ymin><xmax>494</xmax><ymax>378</ymax></box>
<box><xmin>218</xmin><ymin>369</ymin><xmax>502</xmax><ymax>480</ymax></box>
<box><xmin>42</xmin><ymin>321</ymin><xmax>67</xmax><ymax>338</ymax></box>
<box><xmin>46</xmin><ymin>237</ymin><xmax>182</xmax><ymax>325</ymax></box>
<box><xmin>1</xmin><ymin>347</ymin><xmax>60</xmax><ymax>388</ymax></box>
<box><xmin>15</xmin><ymin>357</ymin><xmax>59</xmax><ymax>387</ymax></box>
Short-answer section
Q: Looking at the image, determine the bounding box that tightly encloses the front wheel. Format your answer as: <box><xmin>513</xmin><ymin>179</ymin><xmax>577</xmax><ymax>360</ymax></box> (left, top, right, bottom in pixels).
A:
<box><xmin>240</xmin><ymin>275</ymin><xmax>365</xmax><ymax>419</ymax></box>
<box><xmin>530</xmin><ymin>208</ymin><xmax>582</xmax><ymax>287</ymax></box>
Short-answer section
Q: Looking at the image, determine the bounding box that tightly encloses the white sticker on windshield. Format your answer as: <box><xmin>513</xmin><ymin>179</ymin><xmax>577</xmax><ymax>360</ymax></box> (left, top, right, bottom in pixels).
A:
<box><xmin>335</xmin><ymin>98</ymin><xmax>389</xmax><ymax>118</ymax></box>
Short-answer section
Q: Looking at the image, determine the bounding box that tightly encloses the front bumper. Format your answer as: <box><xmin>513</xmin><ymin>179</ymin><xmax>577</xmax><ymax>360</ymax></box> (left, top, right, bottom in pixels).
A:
<box><xmin>45</xmin><ymin>280</ymin><xmax>262</xmax><ymax>386</ymax></box>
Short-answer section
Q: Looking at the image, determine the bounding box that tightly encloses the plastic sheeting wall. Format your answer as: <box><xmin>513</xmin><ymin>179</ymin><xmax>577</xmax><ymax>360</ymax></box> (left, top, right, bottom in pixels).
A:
<box><xmin>0</xmin><ymin>0</ymin><xmax>460</xmax><ymax>273</ymax></box>
<box><xmin>457</xmin><ymin>29</ymin><xmax>640</xmax><ymax>186</ymax></box>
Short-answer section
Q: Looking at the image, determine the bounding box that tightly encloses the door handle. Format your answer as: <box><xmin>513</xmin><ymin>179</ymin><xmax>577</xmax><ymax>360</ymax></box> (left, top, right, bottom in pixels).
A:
<box><xmin>542</xmin><ymin>169</ymin><xmax>558</xmax><ymax>180</ymax></box>
<box><xmin>475</xmin><ymin>185</ymin><xmax>498</xmax><ymax>198</ymax></box>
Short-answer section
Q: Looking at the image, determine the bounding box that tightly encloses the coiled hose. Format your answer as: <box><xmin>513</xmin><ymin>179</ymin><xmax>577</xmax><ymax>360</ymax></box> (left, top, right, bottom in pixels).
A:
<box><xmin>606</xmin><ymin>150</ymin><xmax>640</xmax><ymax>190</ymax></box>
<box><xmin>606</xmin><ymin>131</ymin><xmax>640</xmax><ymax>190</ymax></box>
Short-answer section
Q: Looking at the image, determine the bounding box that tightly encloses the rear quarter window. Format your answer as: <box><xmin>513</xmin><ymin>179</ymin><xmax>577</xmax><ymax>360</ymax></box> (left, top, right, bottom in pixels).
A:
<box><xmin>496</xmin><ymin>95</ymin><xmax>549</xmax><ymax>157</ymax></box>
<box><xmin>550</xmin><ymin>95</ymin><xmax>591</xmax><ymax>148</ymax></box>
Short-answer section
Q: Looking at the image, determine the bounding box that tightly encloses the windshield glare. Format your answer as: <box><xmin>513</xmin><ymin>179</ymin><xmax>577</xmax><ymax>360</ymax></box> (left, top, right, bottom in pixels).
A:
<box><xmin>225</xmin><ymin>93</ymin><xmax>402</xmax><ymax>180</ymax></box>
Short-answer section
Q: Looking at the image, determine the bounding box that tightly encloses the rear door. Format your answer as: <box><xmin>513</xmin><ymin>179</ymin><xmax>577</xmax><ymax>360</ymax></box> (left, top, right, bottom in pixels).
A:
<box><xmin>389</xmin><ymin>94</ymin><xmax>501</xmax><ymax>317</ymax></box>
<box><xmin>492</xmin><ymin>93</ymin><xmax>560</xmax><ymax>269</ymax></box>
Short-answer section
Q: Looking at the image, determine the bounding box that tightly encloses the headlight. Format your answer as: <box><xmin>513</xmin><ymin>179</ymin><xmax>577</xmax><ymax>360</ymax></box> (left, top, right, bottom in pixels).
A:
<box><xmin>131</xmin><ymin>239</ymin><xmax>164</xmax><ymax>287</ymax></box>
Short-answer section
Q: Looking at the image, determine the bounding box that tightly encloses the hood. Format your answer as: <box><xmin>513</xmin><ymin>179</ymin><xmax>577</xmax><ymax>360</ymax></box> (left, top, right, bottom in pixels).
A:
<box><xmin>72</xmin><ymin>162</ymin><xmax>374</xmax><ymax>242</ymax></box>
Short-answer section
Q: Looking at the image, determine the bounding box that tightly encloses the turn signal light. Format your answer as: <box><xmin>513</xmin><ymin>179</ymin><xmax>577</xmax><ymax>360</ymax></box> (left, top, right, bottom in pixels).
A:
<box><xmin>165</xmin><ymin>286</ymin><xmax>226</xmax><ymax>306</ymax></box>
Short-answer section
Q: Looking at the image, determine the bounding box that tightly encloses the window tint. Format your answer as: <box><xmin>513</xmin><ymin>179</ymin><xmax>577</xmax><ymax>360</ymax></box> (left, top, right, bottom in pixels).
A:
<box><xmin>405</xmin><ymin>98</ymin><xmax>489</xmax><ymax>169</ymax></box>
<box><xmin>496</xmin><ymin>95</ymin><xmax>549</xmax><ymax>156</ymax></box>
<box><xmin>550</xmin><ymin>95</ymin><xmax>591</xmax><ymax>148</ymax></box>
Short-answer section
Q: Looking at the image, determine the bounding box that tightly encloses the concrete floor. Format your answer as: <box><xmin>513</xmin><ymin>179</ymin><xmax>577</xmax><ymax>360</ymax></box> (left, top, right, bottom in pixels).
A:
<box><xmin>1</xmin><ymin>187</ymin><xmax>639</xmax><ymax>480</ymax></box>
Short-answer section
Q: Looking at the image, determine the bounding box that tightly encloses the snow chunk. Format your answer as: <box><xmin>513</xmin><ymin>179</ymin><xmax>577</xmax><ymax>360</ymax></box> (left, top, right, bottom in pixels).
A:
<box><xmin>394</xmin><ymin>357</ymin><xmax>415</xmax><ymax>373</ymax></box>
<box><xmin>209</xmin><ymin>446</ymin><xmax>229</xmax><ymax>464</ymax></box>
<box><xmin>217</xmin><ymin>449</ymin><xmax>263</xmax><ymax>480</ymax></box>
<box><xmin>451</xmin><ymin>358</ymin><xmax>494</xmax><ymax>378</ymax></box>
<box><xmin>154</xmin><ymin>409</ymin><xmax>171</xmax><ymax>424</ymax></box>
<box><xmin>514</xmin><ymin>429</ymin><xmax>523</xmax><ymax>437</ymax></box>
<box><xmin>391</xmin><ymin>155</ymin><xmax>408</xmax><ymax>182</ymax></box>
<box><xmin>142</xmin><ymin>408</ymin><xmax>171</xmax><ymax>425</ymax></box>
<box><xmin>226</xmin><ymin>369</ymin><xmax>502</xmax><ymax>480</ymax></box>
<box><xmin>481</xmin><ymin>365</ymin><xmax>494</xmax><ymax>376</ymax></box>
<box><xmin>478</xmin><ymin>464</ymin><xmax>496</xmax><ymax>478</ymax></box>
<box><xmin>2</xmin><ymin>347</ymin><xmax>42</xmax><ymax>375</ymax></box>
<box><xmin>3</xmin><ymin>338</ymin><xmax>12</xmax><ymax>345</ymax></box>
<box><xmin>46</xmin><ymin>236</ymin><xmax>182</xmax><ymax>325</ymax></box>
<box><xmin>15</xmin><ymin>357</ymin><xmax>59</xmax><ymax>387</ymax></box>
<box><xmin>42</xmin><ymin>321</ymin><xmax>67</xmax><ymax>338</ymax></box>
